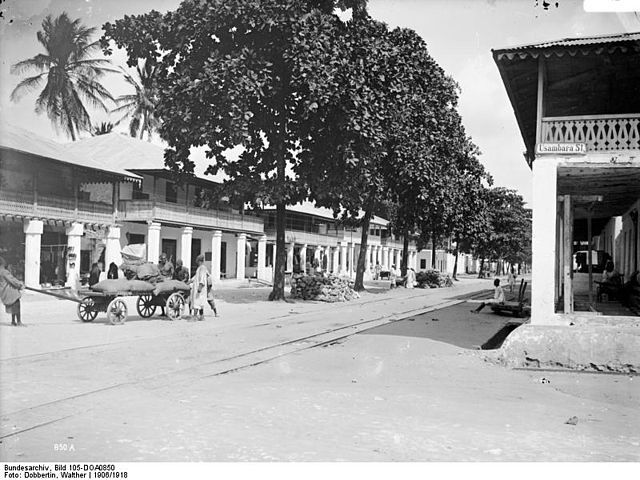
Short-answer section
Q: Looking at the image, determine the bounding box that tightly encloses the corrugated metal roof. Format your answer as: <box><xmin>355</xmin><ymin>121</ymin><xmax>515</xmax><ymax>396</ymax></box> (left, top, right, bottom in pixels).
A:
<box><xmin>0</xmin><ymin>123</ymin><xmax>141</xmax><ymax>182</ymax></box>
<box><xmin>493</xmin><ymin>31</ymin><xmax>640</xmax><ymax>57</ymax></box>
<box><xmin>263</xmin><ymin>201</ymin><xmax>390</xmax><ymax>226</ymax></box>
<box><xmin>66</xmin><ymin>133</ymin><xmax>221</xmax><ymax>185</ymax></box>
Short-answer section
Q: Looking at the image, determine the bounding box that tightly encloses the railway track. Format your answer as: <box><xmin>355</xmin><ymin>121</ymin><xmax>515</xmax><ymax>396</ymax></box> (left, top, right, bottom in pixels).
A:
<box><xmin>0</xmin><ymin>298</ymin><xmax>464</xmax><ymax>440</ymax></box>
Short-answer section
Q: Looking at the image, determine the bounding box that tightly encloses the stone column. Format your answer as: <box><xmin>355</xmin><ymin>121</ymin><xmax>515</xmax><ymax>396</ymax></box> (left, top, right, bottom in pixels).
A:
<box><xmin>23</xmin><ymin>219</ymin><xmax>43</xmax><ymax>288</ymax></box>
<box><xmin>286</xmin><ymin>242</ymin><xmax>294</xmax><ymax>272</ymax></box>
<box><xmin>388</xmin><ymin>248</ymin><xmax>393</xmax><ymax>269</ymax></box>
<box><xmin>376</xmin><ymin>245</ymin><xmax>382</xmax><ymax>266</ymax></box>
<box><xmin>349</xmin><ymin>243</ymin><xmax>356</xmax><ymax>278</ymax></box>
<box><xmin>211</xmin><ymin>230</ymin><xmax>222</xmax><ymax>281</ymax></box>
<box><xmin>340</xmin><ymin>242</ymin><xmax>348</xmax><ymax>275</ymax></box>
<box><xmin>178</xmin><ymin>226</ymin><xmax>193</xmax><ymax>267</ymax></box>
<box><xmin>147</xmin><ymin>222</ymin><xmax>162</xmax><ymax>263</ymax></box>
<box><xmin>332</xmin><ymin>246</ymin><xmax>339</xmax><ymax>274</ymax></box>
<box><xmin>236</xmin><ymin>233</ymin><xmax>246</xmax><ymax>279</ymax></box>
<box><xmin>105</xmin><ymin>226</ymin><xmax>122</xmax><ymax>271</ymax></box>
<box><xmin>314</xmin><ymin>246</ymin><xmax>321</xmax><ymax>267</ymax></box>
<box><xmin>365</xmin><ymin>245</ymin><xmax>372</xmax><ymax>270</ymax></box>
<box><xmin>65</xmin><ymin>222</ymin><xmax>83</xmax><ymax>288</ymax></box>
<box><xmin>395</xmin><ymin>249</ymin><xmax>401</xmax><ymax>269</ymax></box>
<box><xmin>257</xmin><ymin>235</ymin><xmax>267</xmax><ymax>281</ymax></box>
<box><xmin>300</xmin><ymin>244</ymin><xmax>307</xmax><ymax>273</ymax></box>
<box><xmin>531</xmin><ymin>156</ymin><xmax>559</xmax><ymax>325</ymax></box>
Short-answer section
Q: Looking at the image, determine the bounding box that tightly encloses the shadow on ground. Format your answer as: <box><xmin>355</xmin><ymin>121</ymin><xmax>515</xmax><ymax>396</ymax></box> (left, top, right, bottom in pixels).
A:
<box><xmin>361</xmin><ymin>302</ymin><xmax>526</xmax><ymax>350</ymax></box>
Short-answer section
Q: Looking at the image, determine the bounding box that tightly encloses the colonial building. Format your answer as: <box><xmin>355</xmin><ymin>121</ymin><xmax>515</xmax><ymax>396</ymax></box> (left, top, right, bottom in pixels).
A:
<box><xmin>261</xmin><ymin>202</ymin><xmax>418</xmax><ymax>280</ymax></box>
<box><xmin>66</xmin><ymin>133</ymin><xmax>265</xmax><ymax>282</ymax></box>
<box><xmin>494</xmin><ymin>32</ymin><xmax>640</xmax><ymax>325</ymax></box>
<box><xmin>1</xmin><ymin>127</ymin><xmax>420</xmax><ymax>287</ymax></box>
<box><xmin>0</xmin><ymin>123</ymin><xmax>139</xmax><ymax>288</ymax></box>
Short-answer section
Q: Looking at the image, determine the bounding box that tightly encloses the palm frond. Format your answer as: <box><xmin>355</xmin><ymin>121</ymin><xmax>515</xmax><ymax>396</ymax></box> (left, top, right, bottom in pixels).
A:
<box><xmin>10</xmin><ymin>73</ymin><xmax>47</xmax><ymax>102</ymax></box>
<box><xmin>11</xmin><ymin>54</ymin><xmax>53</xmax><ymax>75</ymax></box>
<box><xmin>74</xmin><ymin>75</ymin><xmax>113</xmax><ymax>111</ymax></box>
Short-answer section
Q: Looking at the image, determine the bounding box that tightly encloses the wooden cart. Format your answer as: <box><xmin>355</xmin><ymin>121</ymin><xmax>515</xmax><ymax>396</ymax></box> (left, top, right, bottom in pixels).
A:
<box><xmin>75</xmin><ymin>288</ymin><xmax>189</xmax><ymax>325</ymax></box>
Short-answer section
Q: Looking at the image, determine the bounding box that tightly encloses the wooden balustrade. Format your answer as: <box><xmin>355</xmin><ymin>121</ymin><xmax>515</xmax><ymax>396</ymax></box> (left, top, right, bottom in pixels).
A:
<box><xmin>541</xmin><ymin>114</ymin><xmax>640</xmax><ymax>152</ymax></box>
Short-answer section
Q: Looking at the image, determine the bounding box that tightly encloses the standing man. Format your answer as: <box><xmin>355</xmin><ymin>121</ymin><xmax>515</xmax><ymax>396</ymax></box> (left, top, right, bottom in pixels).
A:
<box><xmin>0</xmin><ymin>257</ymin><xmax>25</xmax><ymax>326</ymax></box>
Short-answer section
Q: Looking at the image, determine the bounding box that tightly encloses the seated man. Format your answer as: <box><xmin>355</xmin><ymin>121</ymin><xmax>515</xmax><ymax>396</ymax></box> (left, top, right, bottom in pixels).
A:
<box><xmin>471</xmin><ymin>278</ymin><xmax>505</xmax><ymax>313</ymax></box>
<box><xmin>597</xmin><ymin>261</ymin><xmax>622</xmax><ymax>301</ymax></box>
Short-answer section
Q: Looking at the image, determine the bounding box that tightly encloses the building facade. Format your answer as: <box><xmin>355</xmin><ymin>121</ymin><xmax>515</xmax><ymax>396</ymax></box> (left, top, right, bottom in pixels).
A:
<box><xmin>1</xmin><ymin>128</ymin><xmax>421</xmax><ymax>287</ymax></box>
<box><xmin>494</xmin><ymin>32</ymin><xmax>640</xmax><ymax>325</ymax></box>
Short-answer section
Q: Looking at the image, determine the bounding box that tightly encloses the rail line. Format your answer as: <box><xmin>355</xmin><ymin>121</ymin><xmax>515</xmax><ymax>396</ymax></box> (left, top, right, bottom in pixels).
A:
<box><xmin>0</xmin><ymin>298</ymin><xmax>464</xmax><ymax>439</ymax></box>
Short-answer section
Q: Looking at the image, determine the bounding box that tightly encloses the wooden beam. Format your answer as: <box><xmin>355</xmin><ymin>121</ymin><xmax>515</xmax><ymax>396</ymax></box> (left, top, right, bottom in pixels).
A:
<box><xmin>587</xmin><ymin>209</ymin><xmax>593</xmax><ymax>307</ymax></box>
<box><xmin>563</xmin><ymin>195</ymin><xmax>573</xmax><ymax>314</ymax></box>
<box><xmin>535</xmin><ymin>55</ymin><xmax>546</xmax><ymax>146</ymax></box>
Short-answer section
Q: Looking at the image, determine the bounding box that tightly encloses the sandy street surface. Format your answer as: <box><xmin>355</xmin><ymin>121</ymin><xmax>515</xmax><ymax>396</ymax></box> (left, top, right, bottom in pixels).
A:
<box><xmin>1</xmin><ymin>278</ymin><xmax>639</xmax><ymax>462</ymax></box>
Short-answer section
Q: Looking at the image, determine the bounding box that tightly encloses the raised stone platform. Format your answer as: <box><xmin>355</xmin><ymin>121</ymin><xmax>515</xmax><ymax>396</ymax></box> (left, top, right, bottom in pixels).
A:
<box><xmin>498</xmin><ymin>324</ymin><xmax>640</xmax><ymax>374</ymax></box>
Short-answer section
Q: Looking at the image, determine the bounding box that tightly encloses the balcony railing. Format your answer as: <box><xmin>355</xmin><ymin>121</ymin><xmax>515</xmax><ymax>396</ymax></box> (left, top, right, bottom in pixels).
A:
<box><xmin>541</xmin><ymin>114</ymin><xmax>640</xmax><ymax>152</ymax></box>
<box><xmin>118</xmin><ymin>200</ymin><xmax>264</xmax><ymax>234</ymax></box>
<box><xmin>0</xmin><ymin>190</ymin><xmax>114</xmax><ymax>224</ymax></box>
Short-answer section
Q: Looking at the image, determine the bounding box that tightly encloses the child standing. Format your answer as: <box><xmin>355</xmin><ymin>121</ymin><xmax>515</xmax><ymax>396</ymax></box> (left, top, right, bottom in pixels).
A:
<box><xmin>0</xmin><ymin>257</ymin><xmax>25</xmax><ymax>326</ymax></box>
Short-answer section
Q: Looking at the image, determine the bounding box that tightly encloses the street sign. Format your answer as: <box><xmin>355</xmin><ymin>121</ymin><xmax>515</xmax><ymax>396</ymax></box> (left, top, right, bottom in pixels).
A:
<box><xmin>536</xmin><ymin>143</ymin><xmax>587</xmax><ymax>155</ymax></box>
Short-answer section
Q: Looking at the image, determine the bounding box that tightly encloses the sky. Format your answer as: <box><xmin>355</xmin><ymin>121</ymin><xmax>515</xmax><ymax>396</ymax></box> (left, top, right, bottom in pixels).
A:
<box><xmin>1</xmin><ymin>0</ymin><xmax>639</xmax><ymax>206</ymax></box>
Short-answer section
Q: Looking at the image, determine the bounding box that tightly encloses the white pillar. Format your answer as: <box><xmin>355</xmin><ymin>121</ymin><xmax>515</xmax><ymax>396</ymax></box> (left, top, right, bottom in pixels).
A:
<box><xmin>271</xmin><ymin>242</ymin><xmax>277</xmax><ymax>268</ymax></box>
<box><xmin>376</xmin><ymin>245</ymin><xmax>382</xmax><ymax>266</ymax></box>
<box><xmin>314</xmin><ymin>246</ymin><xmax>321</xmax><ymax>266</ymax></box>
<box><xmin>236</xmin><ymin>233</ymin><xmax>246</xmax><ymax>279</ymax></box>
<box><xmin>287</xmin><ymin>242</ymin><xmax>294</xmax><ymax>272</ymax></box>
<box><xmin>332</xmin><ymin>246</ymin><xmax>339</xmax><ymax>274</ymax></box>
<box><xmin>257</xmin><ymin>235</ymin><xmax>267</xmax><ymax>281</ymax></box>
<box><xmin>23</xmin><ymin>219</ymin><xmax>43</xmax><ymax>288</ymax></box>
<box><xmin>365</xmin><ymin>245</ymin><xmax>372</xmax><ymax>270</ymax></box>
<box><xmin>300</xmin><ymin>244</ymin><xmax>307</xmax><ymax>273</ymax></box>
<box><xmin>349</xmin><ymin>243</ymin><xmax>356</xmax><ymax>278</ymax></box>
<box><xmin>178</xmin><ymin>226</ymin><xmax>193</xmax><ymax>267</ymax></box>
<box><xmin>395</xmin><ymin>249</ymin><xmax>401</xmax><ymax>269</ymax></box>
<box><xmin>211</xmin><ymin>230</ymin><xmax>222</xmax><ymax>281</ymax></box>
<box><xmin>532</xmin><ymin>156</ymin><xmax>559</xmax><ymax>325</ymax></box>
<box><xmin>105</xmin><ymin>226</ymin><xmax>121</xmax><ymax>271</ymax></box>
<box><xmin>147</xmin><ymin>222</ymin><xmax>161</xmax><ymax>263</ymax></box>
<box><xmin>388</xmin><ymin>248</ymin><xmax>393</xmax><ymax>269</ymax></box>
<box><xmin>65</xmin><ymin>222</ymin><xmax>83</xmax><ymax>288</ymax></box>
<box><xmin>340</xmin><ymin>242</ymin><xmax>348</xmax><ymax>275</ymax></box>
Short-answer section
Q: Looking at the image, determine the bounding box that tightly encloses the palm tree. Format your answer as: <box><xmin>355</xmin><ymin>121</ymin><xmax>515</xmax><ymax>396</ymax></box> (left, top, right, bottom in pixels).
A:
<box><xmin>112</xmin><ymin>60</ymin><xmax>159</xmax><ymax>141</ymax></box>
<box><xmin>92</xmin><ymin>121</ymin><xmax>114</xmax><ymax>136</ymax></box>
<box><xmin>10</xmin><ymin>12</ymin><xmax>114</xmax><ymax>140</ymax></box>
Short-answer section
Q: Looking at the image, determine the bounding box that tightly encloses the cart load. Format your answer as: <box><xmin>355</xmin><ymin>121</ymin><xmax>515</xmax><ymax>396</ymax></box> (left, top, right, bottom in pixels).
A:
<box><xmin>153</xmin><ymin>279</ymin><xmax>190</xmax><ymax>296</ymax></box>
<box><xmin>90</xmin><ymin>278</ymin><xmax>155</xmax><ymax>293</ymax></box>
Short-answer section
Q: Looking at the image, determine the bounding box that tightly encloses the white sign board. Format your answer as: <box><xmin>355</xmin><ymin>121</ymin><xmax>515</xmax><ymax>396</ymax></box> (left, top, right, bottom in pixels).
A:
<box><xmin>536</xmin><ymin>143</ymin><xmax>587</xmax><ymax>155</ymax></box>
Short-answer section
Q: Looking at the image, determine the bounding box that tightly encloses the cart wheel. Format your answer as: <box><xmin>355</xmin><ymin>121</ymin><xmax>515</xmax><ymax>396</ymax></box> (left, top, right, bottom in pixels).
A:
<box><xmin>107</xmin><ymin>298</ymin><xmax>128</xmax><ymax>325</ymax></box>
<box><xmin>136</xmin><ymin>295</ymin><xmax>157</xmax><ymax>318</ymax></box>
<box><xmin>77</xmin><ymin>297</ymin><xmax>98</xmax><ymax>322</ymax></box>
<box><xmin>166</xmin><ymin>292</ymin><xmax>185</xmax><ymax>320</ymax></box>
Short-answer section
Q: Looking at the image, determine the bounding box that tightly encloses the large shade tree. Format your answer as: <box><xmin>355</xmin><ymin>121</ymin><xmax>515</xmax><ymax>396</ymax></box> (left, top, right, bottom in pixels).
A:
<box><xmin>102</xmin><ymin>0</ymin><xmax>341</xmax><ymax>300</ymax></box>
<box><xmin>292</xmin><ymin>11</ymin><xmax>464</xmax><ymax>290</ymax></box>
<box><xmin>10</xmin><ymin>12</ymin><xmax>114</xmax><ymax>140</ymax></box>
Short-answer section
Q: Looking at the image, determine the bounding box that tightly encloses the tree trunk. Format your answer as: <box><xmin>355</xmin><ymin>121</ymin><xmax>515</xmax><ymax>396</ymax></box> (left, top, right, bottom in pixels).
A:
<box><xmin>478</xmin><ymin>258</ymin><xmax>485</xmax><ymax>278</ymax></box>
<box><xmin>269</xmin><ymin>138</ymin><xmax>287</xmax><ymax>301</ymax></box>
<box><xmin>431</xmin><ymin>230</ymin><xmax>436</xmax><ymax>269</ymax></box>
<box><xmin>354</xmin><ymin>196</ymin><xmax>374</xmax><ymax>291</ymax></box>
<box><xmin>269</xmin><ymin>201</ymin><xmax>287</xmax><ymax>301</ymax></box>
<box><xmin>401</xmin><ymin>229</ymin><xmax>409</xmax><ymax>276</ymax></box>
<box><xmin>452</xmin><ymin>246</ymin><xmax>459</xmax><ymax>280</ymax></box>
